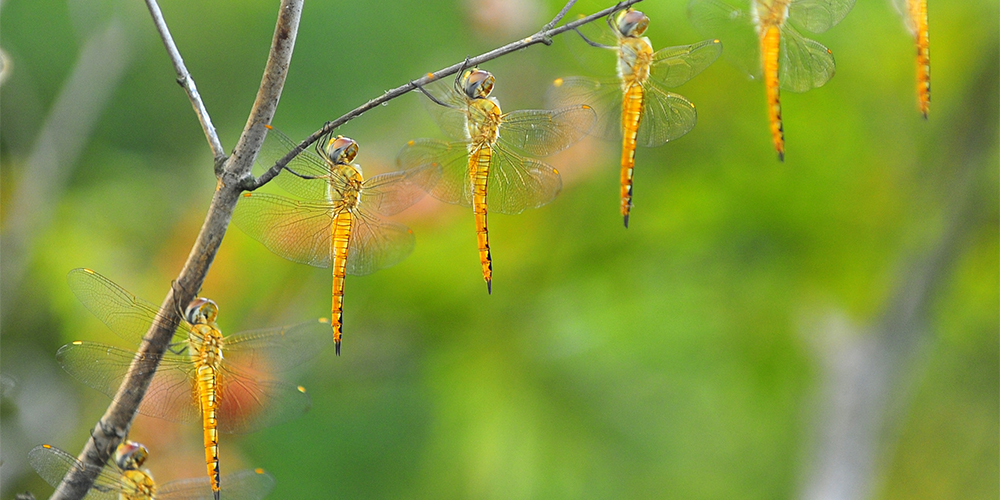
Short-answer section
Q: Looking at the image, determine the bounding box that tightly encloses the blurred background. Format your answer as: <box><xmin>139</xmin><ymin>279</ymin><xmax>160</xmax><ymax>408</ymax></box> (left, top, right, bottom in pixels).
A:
<box><xmin>1</xmin><ymin>0</ymin><xmax>997</xmax><ymax>498</ymax></box>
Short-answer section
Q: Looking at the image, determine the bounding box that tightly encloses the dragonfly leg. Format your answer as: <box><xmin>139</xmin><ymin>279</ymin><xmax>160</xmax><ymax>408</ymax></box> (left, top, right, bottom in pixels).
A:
<box><xmin>573</xmin><ymin>28</ymin><xmax>615</xmax><ymax>49</ymax></box>
<box><xmin>167</xmin><ymin>341</ymin><xmax>189</xmax><ymax>356</ymax></box>
<box><xmin>412</xmin><ymin>80</ymin><xmax>459</xmax><ymax>109</ymax></box>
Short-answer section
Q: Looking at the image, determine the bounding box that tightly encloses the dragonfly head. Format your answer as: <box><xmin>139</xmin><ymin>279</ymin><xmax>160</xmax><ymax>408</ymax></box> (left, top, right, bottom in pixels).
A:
<box><xmin>459</xmin><ymin>68</ymin><xmax>495</xmax><ymax>99</ymax></box>
<box><xmin>616</xmin><ymin>9</ymin><xmax>649</xmax><ymax>37</ymax></box>
<box><xmin>324</xmin><ymin>135</ymin><xmax>359</xmax><ymax>165</ymax></box>
<box><xmin>115</xmin><ymin>441</ymin><xmax>149</xmax><ymax>471</ymax></box>
<box><xmin>184</xmin><ymin>297</ymin><xmax>218</xmax><ymax>325</ymax></box>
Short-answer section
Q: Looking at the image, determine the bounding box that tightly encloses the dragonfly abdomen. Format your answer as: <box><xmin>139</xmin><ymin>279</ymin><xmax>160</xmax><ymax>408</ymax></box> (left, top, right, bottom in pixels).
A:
<box><xmin>911</xmin><ymin>0</ymin><xmax>930</xmax><ymax>118</ymax></box>
<box><xmin>471</xmin><ymin>146</ymin><xmax>493</xmax><ymax>293</ymax></box>
<box><xmin>761</xmin><ymin>25</ymin><xmax>784</xmax><ymax>161</ymax></box>
<box><xmin>197</xmin><ymin>364</ymin><xmax>221</xmax><ymax>500</ymax></box>
<box><xmin>331</xmin><ymin>211</ymin><xmax>352</xmax><ymax>354</ymax></box>
<box><xmin>620</xmin><ymin>83</ymin><xmax>644</xmax><ymax>228</ymax></box>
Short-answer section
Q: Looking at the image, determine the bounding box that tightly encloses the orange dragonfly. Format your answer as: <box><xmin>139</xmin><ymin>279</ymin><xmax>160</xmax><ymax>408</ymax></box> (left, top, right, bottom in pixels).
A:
<box><xmin>893</xmin><ymin>0</ymin><xmax>930</xmax><ymax>117</ymax></box>
<box><xmin>688</xmin><ymin>0</ymin><xmax>855</xmax><ymax>160</ymax></box>
<box><xmin>57</xmin><ymin>268</ymin><xmax>329</xmax><ymax>500</ymax></box>
<box><xmin>29</xmin><ymin>442</ymin><xmax>275</xmax><ymax>500</ymax></box>
<box><xmin>399</xmin><ymin>67</ymin><xmax>596</xmax><ymax>292</ymax></box>
<box><xmin>233</xmin><ymin>127</ymin><xmax>431</xmax><ymax>354</ymax></box>
<box><xmin>549</xmin><ymin>8</ymin><xmax>721</xmax><ymax>227</ymax></box>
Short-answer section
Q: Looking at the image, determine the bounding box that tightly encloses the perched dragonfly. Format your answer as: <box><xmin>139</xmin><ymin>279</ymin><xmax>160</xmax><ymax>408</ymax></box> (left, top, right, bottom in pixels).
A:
<box><xmin>57</xmin><ymin>268</ymin><xmax>329</xmax><ymax>500</ymax></box>
<box><xmin>893</xmin><ymin>0</ymin><xmax>930</xmax><ymax>117</ymax></box>
<box><xmin>399</xmin><ymin>67</ymin><xmax>596</xmax><ymax>292</ymax></box>
<box><xmin>688</xmin><ymin>0</ymin><xmax>855</xmax><ymax>160</ymax></box>
<box><xmin>233</xmin><ymin>127</ymin><xmax>431</xmax><ymax>354</ymax></box>
<box><xmin>550</xmin><ymin>8</ymin><xmax>721</xmax><ymax>227</ymax></box>
<box><xmin>29</xmin><ymin>442</ymin><xmax>275</xmax><ymax>500</ymax></box>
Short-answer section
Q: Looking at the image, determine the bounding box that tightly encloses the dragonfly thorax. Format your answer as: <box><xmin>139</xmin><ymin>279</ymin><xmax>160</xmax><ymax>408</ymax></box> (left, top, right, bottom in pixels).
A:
<box><xmin>465</xmin><ymin>98</ymin><xmax>502</xmax><ymax>147</ymax></box>
<box><xmin>121</xmin><ymin>469</ymin><xmax>156</xmax><ymax>500</ymax></box>
<box><xmin>615</xmin><ymin>9</ymin><xmax>649</xmax><ymax>37</ymax></box>
<box><xmin>617</xmin><ymin>37</ymin><xmax>654</xmax><ymax>85</ymax></box>
<box><xmin>752</xmin><ymin>0</ymin><xmax>791</xmax><ymax>30</ymax></box>
<box><xmin>189</xmin><ymin>324</ymin><xmax>225</xmax><ymax>368</ymax></box>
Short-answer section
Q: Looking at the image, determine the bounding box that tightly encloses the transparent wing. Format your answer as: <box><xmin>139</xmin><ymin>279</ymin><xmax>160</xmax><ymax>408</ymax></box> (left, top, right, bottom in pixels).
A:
<box><xmin>158</xmin><ymin>469</ymin><xmax>275</xmax><ymax>500</ymax></box>
<box><xmin>223</xmin><ymin>319</ymin><xmax>333</xmax><ymax>374</ymax></box>
<box><xmin>687</xmin><ymin>0</ymin><xmax>762</xmax><ymax>79</ymax></box>
<box><xmin>258</xmin><ymin>127</ymin><xmax>349</xmax><ymax>201</ymax></box>
<box><xmin>232</xmin><ymin>192</ymin><xmax>336</xmax><ymax>268</ymax></box>
<box><xmin>890</xmin><ymin>0</ymin><xmax>917</xmax><ymax>33</ymax></box>
<box><xmin>28</xmin><ymin>445</ymin><xmax>122</xmax><ymax>500</ymax></box>
<box><xmin>497</xmin><ymin>105</ymin><xmax>595</xmax><ymax>157</ymax></box>
<box><xmin>56</xmin><ymin>342</ymin><xmax>200</xmax><ymax>425</ymax></box>
<box><xmin>573</xmin><ymin>12</ymin><xmax>620</xmax><ymax>48</ymax></box>
<box><xmin>779</xmin><ymin>23</ymin><xmax>836</xmax><ymax>92</ymax></box>
<box><xmin>396</xmin><ymin>138</ymin><xmax>472</xmax><ymax>207</ymax></box>
<box><xmin>345</xmin><ymin>209</ymin><xmax>416</xmax><ymax>276</ymax></box>
<box><xmin>547</xmin><ymin>76</ymin><xmax>623</xmax><ymax>143</ymax></box>
<box><xmin>359</xmin><ymin>164</ymin><xmax>436</xmax><ymax>217</ymax></box>
<box><xmin>488</xmin><ymin>145</ymin><xmax>562</xmax><ymax>215</ymax></box>
<box><xmin>214</xmin><ymin>365</ymin><xmax>312</xmax><ymax>434</ymax></box>
<box><xmin>419</xmin><ymin>78</ymin><xmax>473</xmax><ymax>141</ymax></box>
<box><xmin>649</xmin><ymin>38</ymin><xmax>723</xmax><ymax>88</ymax></box>
<box><xmin>635</xmin><ymin>83</ymin><xmax>699</xmax><ymax>147</ymax></box>
<box><xmin>788</xmin><ymin>0</ymin><xmax>856</xmax><ymax>34</ymax></box>
<box><xmin>67</xmin><ymin>268</ymin><xmax>188</xmax><ymax>344</ymax></box>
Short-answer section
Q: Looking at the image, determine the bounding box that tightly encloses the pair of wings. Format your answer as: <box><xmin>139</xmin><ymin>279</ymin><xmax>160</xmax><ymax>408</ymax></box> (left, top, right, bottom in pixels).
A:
<box><xmin>688</xmin><ymin>0</ymin><xmax>855</xmax><ymax>93</ymax></box>
<box><xmin>404</xmin><ymin>82</ymin><xmax>596</xmax><ymax>214</ymax></box>
<box><xmin>29</xmin><ymin>445</ymin><xmax>274</xmax><ymax>500</ymax></box>
<box><xmin>61</xmin><ymin>268</ymin><xmax>331</xmax><ymax>433</ymax></box>
<box><xmin>549</xmin><ymin>38</ymin><xmax>722</xmax><ymax>148</ymax></box>
<box><xmin>891</xmin><ymin>0</ymin><xmax>922</xmax><ymax>35</ymax></box>
<box><xmin>235</xmin><ymin>128</ymin><xmax>429</xmax><ymax>273</ymax></box>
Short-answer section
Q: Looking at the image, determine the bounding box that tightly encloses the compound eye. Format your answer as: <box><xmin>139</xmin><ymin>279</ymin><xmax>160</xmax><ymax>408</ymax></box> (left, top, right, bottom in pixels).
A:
<box><xmin>184</xmin><ymin>297</ymin><xmax>218</xmax><ymax>324</ymax></box>
<box><xmin>462</xmin><ymin>69</ymin><xmax>495</xmax><ymax>98</ymax></box>
<box><xmin>114</xmin><ymin>441</ymin><xmax>149</xmax><ymax>470</ymax></box>
<box><xmin>617</xmin><ymin>10</ymin><xmax>649</xmax><ymax>37</ymax></box>
<box><xmin>325</xmin><ymin>135</ymin><xmax>359</xmax><ymax>164</ymax></box>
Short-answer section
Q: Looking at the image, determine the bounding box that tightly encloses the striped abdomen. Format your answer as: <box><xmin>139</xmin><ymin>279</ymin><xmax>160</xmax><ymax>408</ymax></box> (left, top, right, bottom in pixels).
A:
<box><xmin>331</xmin><ymin>210</ymin><xmax>352</xmax><ymax>355</ymax></box>
<box><xmin>761</xmin><ymin>26</ymin><xmax>784</xmax><ymax>161</ymax></box>
<box><xmin>471</xmin><ymin>146</ymin><xmax>493</xmax><ymax>293</ymax></box>
<box><xmin>197</xmin><ymin>365</ymin><xmax>221</xmax><ymax>500</ymax></box>
<box><xmin>620</xmin><ymin>82</ymin><xmax>644</xmax><ymax>228</ymax></box>
<box><xmin>911</xmin><ymin>0</ymin><xmax>930</xmax><ymax>118</ymax></box>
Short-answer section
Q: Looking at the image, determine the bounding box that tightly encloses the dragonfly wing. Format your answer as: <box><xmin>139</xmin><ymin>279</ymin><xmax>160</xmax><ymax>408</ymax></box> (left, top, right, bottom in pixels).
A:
<box><xmin>649</xmin><ymin>38</ymin><xmax>723</xmax><ymax>88</ymax></box>
<box><xmin>232</xmin><ymin>192</ymin><xmax>335</xmax><ymax>268</ymax></box>
<box><xmin>890</xmin><ymin>0</ymin><xmax>916</xmax><ymax>33</ymax></box>
<box><xmin>257</xmin><ymin>127</ymin><xmax>341</xmax><ymax>200</ymax></box>
<box><xmin>419</xmin><ymin>79</ymin><xmax>472</xmax><ymax>141</ymax></box>
<box><xmin>547</xmin><ymin>76</ymin><xmax>623</xmax><ymax>142</ymax></box>
<box><xmin>788</xmin><ymin>0</ymin><xmax>856</xmax><ymax>34</ymax></box>
<box><xmin>345</xmin><ymin>210</ymin><xmax>416</xmax><ymax>276</ymax></box>
<box><xmin>157</xmin><ymin>469</ymin><xmax>275</xmax><ymax>500</ymax></box>
<box><xmin>67</xmin><ymin>268</ymin><xmax>188</xmax><ymax>344</ymax></box>
<box><xmin>28</xmin><ymin>445</ymin><xmax>122</xmax><ymax>500</ymax></box>
<box><xmin>778</xmin><ymin>24</ymin><xmax>836</xmax><ymax>92</ymax></box>
<box><xmin>488</xmin><ymin>145</ymin><xmax>562</xmax><ymax>215</ymax></box>
<box><xmin>215</xmin><ymin>367</ymin><xmax>311</xmax><ymax>433</ymax></box>
<box><xmin>687</xmin><ymin>0</ymin><xmax>762</xmax><ymax>79</ymax></box>
<box><xmin>635</xmin><ymin>83</ymin><xmax>699</xmax><ymax>147</ymax></box>
<box><xmin>396</xmin><ymin>138</ymin><xmax>473</xmax><ymax>207</ymax></box>
<box><xmin>56</xmin><ymin>342</ymin><xmax>199</xmax><ymax>424</ymax></box>
<box><xmin>223</xmin><ymin>319</ymin><xmax>333</xmax><ymax>375</ymax></box>
<box><xmin>359</xmin><ymin>164</ymin><xmax>436</xmax><ymax>217</ymax></box>
<box><xmin>498</xmin><ymin>106</ymin><xmax>596</xmax><ymax>158</ymax></box>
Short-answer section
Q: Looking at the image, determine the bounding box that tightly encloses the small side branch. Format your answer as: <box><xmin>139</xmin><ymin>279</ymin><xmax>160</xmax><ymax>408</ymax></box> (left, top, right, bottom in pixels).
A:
<box><xmin>144</xmin><ymin>0</ymin><xmax>226</xmax><ymax>162</ymax></box>
<box><xmin>243</xmin><ymin>0</ymin><xmax>643</xmax><ymax>191</ymax></box>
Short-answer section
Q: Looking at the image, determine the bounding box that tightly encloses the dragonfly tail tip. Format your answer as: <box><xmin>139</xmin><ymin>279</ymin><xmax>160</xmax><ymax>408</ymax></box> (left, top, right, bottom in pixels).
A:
<box><xmin>487</xmin><ymin>280</ymin><xmax>492</xmax><ymax>295</ymax></box>
<box><xmin>214</xmin><ymin>490</ymin><xmax>220</xmax><ymax>500</ymax></box>
<box><xmin>778</xmin><ymin>151</ymin><xmax>784</xmax><ymax>162</ymax></box>
<box><xmin>623</xmin><ymin>214</ymin><xmax>629</xmax><ymax>228</ymax></box>
<box><xmin>335</xmin><ymin>341</ymin><xmax>341</xmax><ymax>356</ymax></box>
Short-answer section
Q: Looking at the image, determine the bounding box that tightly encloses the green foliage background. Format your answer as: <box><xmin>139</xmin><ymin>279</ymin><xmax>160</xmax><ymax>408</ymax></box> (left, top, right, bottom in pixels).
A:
<box><xmin>1</xmin><ymin>0</ymin><xmax>997</xmax><ymax>498</ymax></box>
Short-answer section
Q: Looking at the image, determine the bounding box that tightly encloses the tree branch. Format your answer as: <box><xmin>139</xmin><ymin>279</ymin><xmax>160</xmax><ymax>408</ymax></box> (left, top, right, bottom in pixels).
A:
<box><xmin>144</xmin><ymin>0</ymin><xmax>226</xmax><ymax>162</ymax></box>
<box><xmin>243</xmin><ymin>0</ymin><xmax>642</xmax><ymax>191</ymax></box>
<box><xmin>48</xmin><ymin>2</ymin><xmax>302</xmax><ymax>499</ymax></box>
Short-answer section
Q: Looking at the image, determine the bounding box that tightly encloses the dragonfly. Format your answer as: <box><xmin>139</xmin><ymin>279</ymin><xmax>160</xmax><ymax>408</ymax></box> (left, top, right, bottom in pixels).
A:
<box><xmin>57</xmin><ymin>268</ymin><xmax>330</xmax><ymax>500</ymax></box>
<box><xmin>549</xmin><ymin>8</ymin><xmax>721</xmax><ymax>227</ymax></box>
<box><xmin>29</xmin><ymin>442</ymin><xmax>275</xmax><ymax>500</ymax></box>
<box><xmin>233</xmin><ymin>127</ymin><xmax>431</xmax><ymax>355</ymax></box>
<box><xmin>399</xmin><ymin>67</ymin><xmax>596</xmax><ymax>292</ymax></box>
<box><xmin>688</xmin><ymin>0</ymin><xmax>856</xmax><ymax>160</ymax></box>
<box><xmin>893</xmin><ymin>0</ymin><xmax>930</xmax><ymax>117</ymax></box>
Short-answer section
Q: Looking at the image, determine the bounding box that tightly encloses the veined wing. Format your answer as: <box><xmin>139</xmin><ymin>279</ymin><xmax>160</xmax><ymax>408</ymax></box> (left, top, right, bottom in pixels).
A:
<box><xmin>28</xmin><ymin>445</ymin><xmax>123</xmax><ymax>500</ymax></box>
<box><xmin>345</xmin><ymin>208</ymin><xmax>416</xmax><ymax>276</ymax></box>
<box><xmin>222</xmin><ymin>319</ymin><xmax>333</xmax><ymax>375</ymax></box>
<box><xmin>891</xmin><ymin>0</ymin><xmax>917</xmax><ymax>34</ymax></box>
<box><xmin>419</xmin><ymin>78</ymin><xmax>473</xmax><ymax>141</ymax></box>
<box><xmin>67</xmin><ymin>268</ymin><xmax>188</xmax><ymax>345</ymax></box>
<box><xmin>259</xmin><ymin>127</ymin><xmax>349</xmax><ymax>201</ymax></box>
<box><xmin>488</xmin><ymin>145</ymin><xmax>562</xmax><ymax>215</ymax></box>
<box><xmin>232</xmin><ymin>192</ymin><xmax>337</xmax><ymax>268</ymax></box>
<box><xmin>157</xmin><ymin>469</ymin><xmax>275</xmax><ymax>500</ymax></box>
<box><xmin>779</xmin><ymin>23</ymin><xmax>836</xmax><ymax>92</ymax></box>
<box><xmin>497</xmin><ymin>105</ymin><xmax>595</xmax><ymax>158</ymax></box>
<box><xmin>649</xmin><ymin>38</ymin><xmax>723</xmax><ymax>88</ymax></box>
<box><xmin>788</xmin><ymin>0</ymin><xmax>856</xmax><ymax>34</ymax></box>
<box><xmin>214</xmin><ymin>364</ymin><xmax>312</xmax><ymax>434</ymax></box>
<box><xmin>635</xmin><ymin>82</ymin><xmax>699</xmax><ymax>147</ymax></box>
<box><xmin>359</xmin><ymin>164</ymin><xmax>436</xmax><ymax>217</ymax></box>
<box><xmin>547</xmin><ymin>77</ymin><xmax>623</xmax><ymax>143</ymax></box>
<box><xmin>396</xmin><ymin>138</ymin><xmax>472</xmax><ymax>207</ymax></box>
<box><xmin>687</xmin><ymin>0</ymin><xmax>762</xmax><ymax>80</ymax></box>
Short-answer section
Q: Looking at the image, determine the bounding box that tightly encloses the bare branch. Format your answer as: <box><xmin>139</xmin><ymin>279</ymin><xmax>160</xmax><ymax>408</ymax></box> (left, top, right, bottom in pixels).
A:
<box><xmin>48</xmin><ymin>2</ymin><xmax>303</xmax><ymax>499</ymax></box>
<box><xmin>541</xmin><ymin>0</ymin><xmax>578</xmax><ymax>34</ymax></box>
<box><xmin>243</xmin><ymin>0</ymin><xmax>643</xmax><ymax>191</ymax></box>
<box><xmin>144</xmin><ymin>0</ymin><xmax>226</xmax><ymax>162</ymax></box>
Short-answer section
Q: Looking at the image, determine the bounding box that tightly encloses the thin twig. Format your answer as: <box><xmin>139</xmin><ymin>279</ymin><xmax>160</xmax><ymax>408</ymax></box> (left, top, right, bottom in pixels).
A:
<box><xmin>243</xmin><ymin>0</ymin><xmax>643</xmax><ymax>191</ymax></box>
<box><xmin>144</xmin><ymin>0</ymin><xmax>226</xmax><ymax>162</ymax></box>
<box><xmin>48</xmin><ymin>2</ymin><xmax>303</xmax><ymax>499</ymax></box>
<box><xmin>541</xmin><ymin>0</ymin><xmax>578</xmax><ymax>34</ymax></box>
